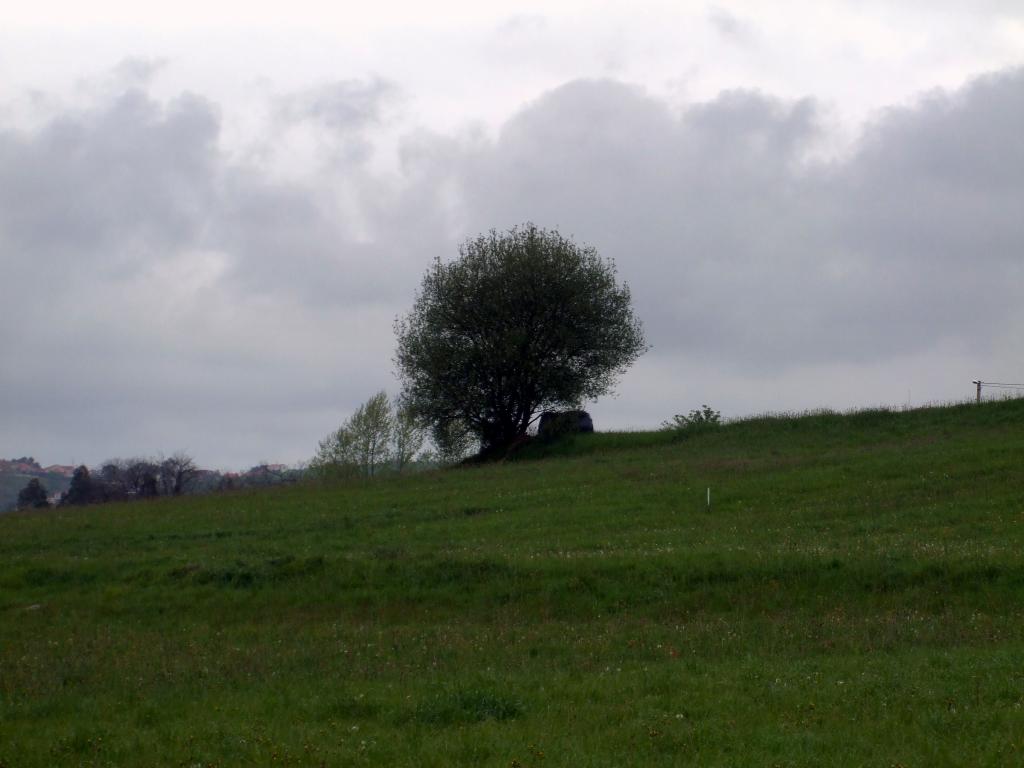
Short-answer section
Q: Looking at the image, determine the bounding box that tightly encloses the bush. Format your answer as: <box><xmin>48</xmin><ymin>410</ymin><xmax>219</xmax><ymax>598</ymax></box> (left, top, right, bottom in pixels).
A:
<box><xmin>661</xmin><ymin>404</ymin><xmax>722</xmax><ymax>433</ymax></box>
<box><xmin>538</xmin><ymin>410</ymin><xmax>593</xmax><ymax>443</ymax></box>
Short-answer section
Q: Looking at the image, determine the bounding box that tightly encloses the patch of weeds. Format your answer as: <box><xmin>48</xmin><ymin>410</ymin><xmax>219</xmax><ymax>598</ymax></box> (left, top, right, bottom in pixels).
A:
<box><xmin>461</xmin><ymin>506</ymin><xmax>490</xmax><ymax>517</ymax></box>
<box><xmin>52</xmin><ymin>727</ymin><xmax>109</xmax><ymax>756</ymax></box>
<box><xmin>421</xmin><ymin>558</ymin><xmax>514</xmax><ymax>586</ymax></box>
<box><xmin>318</xmin><ymin>697</ymin><xmax>381</xmax><ymax>720</ymax></box>
<box><xmin>410</xmin><ymin>689</ymin><xmax>522</xmax><ymax>725</ymax></box>
<box><xmin>60</xmin><ymin>671</ymin><xmax>85</xmax><ymax>689</ymax></box>
<box><xmin>266</xmin><ymin>555</ymin><xmax>325</xmax><ymax>581</ymax></box>
<box><xmin>22</xmin><ymin>568</ymin><xmax>96</xmax><ymax>588</ymax></box>
<box><xmin>863</xmin><ymin>563</ymin><xmax>1014</xmax><ymax>594</ymax></box>
<box><xmin>134</xmin><ymin>705</ymin><xmax>160</xmax><ymax>727</ymax></box>
<box><xmin>661</xmin><ymin>404</ymin><xmax>722</xmax><ymax>438</ymax></box>
<box><xmin>166</xmin><ymin>555</ymin><xmax>325</xmax><ymax>589</ymax></box>
<box><xmin>684</xmin><ymin>566</ymin><xmax>742</xmax><ymax>588</ymax></box>
<box><xmin>197</xmin><ymin>567</ymin><xmax>256</xmax><ymax>588</ymax></box>
<box><xmin>168</xmin><ymin>563</ymin><xmax>201</xmax><ymax>579</ymax></box>
<box><xmin>566</xmin><ymin>573</ymin><xmax>599</xmax><ymax>594</ymax></box>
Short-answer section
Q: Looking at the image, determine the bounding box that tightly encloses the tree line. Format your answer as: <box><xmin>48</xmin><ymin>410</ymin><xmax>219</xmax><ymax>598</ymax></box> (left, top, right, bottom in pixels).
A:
<box><xmin>15</xmin><ymin>453</ymin><xmax>200</xmax><ymax>510</ymax></box>
<box><xmin>14</xmin><ymin>453</ymin><xmax>304</xmax><ymax>511</ymax></box>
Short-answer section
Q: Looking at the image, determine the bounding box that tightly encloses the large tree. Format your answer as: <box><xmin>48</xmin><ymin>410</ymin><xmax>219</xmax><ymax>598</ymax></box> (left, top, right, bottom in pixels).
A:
<box><xmin>98</xmin><ymin>458</ymin><xmax>161</xmax><ymax>499</ymax></box>
<box><xmin>158</xmin><ymin>453</ymin><xmax>199</xmax><ymax>497</ymax></box>
<box><xmin>395</xmin><ymin>223</ymin><xmax>647</xmax><ymax>455</ymax></box>
<box><xmin>60</xmin><ymin>466</ymin><xmax>96</xmax><ymax>506</ymax></box>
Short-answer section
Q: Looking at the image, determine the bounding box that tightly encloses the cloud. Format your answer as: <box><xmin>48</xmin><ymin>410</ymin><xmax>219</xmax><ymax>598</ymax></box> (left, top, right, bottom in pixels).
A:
<box><xmin>707</xmin><ymin>7</ymin><xmax>756</xmax><ymax>45</ymax></box>
<box><xmin>1</xmin><ymin>64</ymin><xmax>1022</xmax><ymax>466</ymax></box>
<box><xmin>110</xmin><ymin>57</ymin><xmax>168</xmax><ymax>88</ymax></box>
<box><xmin>415</xmin><ymin>70</ymin><xmax>1023</xmax><ymax>372</ymax></box>
<box><xmin>275</xmin><ymin>77</ymin><xmax>399</xmax><ymax>132</ymax></box>
<box><xmin>493</xmin><ymin>13</ymin><xmax>548</xmax><ymax>38</ymax></box>
<box><xmin>0</xmin><ymin>75</ymin><xmax>419</xmax><ymax>468</ymax></box>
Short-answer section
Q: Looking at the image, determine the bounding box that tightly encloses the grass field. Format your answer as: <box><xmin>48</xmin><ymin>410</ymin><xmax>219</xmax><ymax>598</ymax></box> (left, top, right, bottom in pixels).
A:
<box><xmin>2</xmin><ymin>399</ymin><xmax>1023</xmax><ymax>766</ymax></box>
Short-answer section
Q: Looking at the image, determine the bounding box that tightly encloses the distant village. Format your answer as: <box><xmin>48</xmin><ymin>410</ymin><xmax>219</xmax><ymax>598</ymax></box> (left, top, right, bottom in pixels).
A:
<box><xmin>0</xmin><ymin>457</ymin><xmax>77</xmax><ymax>478</ymax></box>
<box><xmin>0</xmin><ymin>456</ymin><xmax>300</xmax><ymax>512</ymax></box>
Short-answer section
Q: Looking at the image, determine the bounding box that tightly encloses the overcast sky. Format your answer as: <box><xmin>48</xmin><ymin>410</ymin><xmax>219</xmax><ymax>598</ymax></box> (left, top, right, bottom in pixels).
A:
<box><xmin>2</xmin><ymin>1</ymin><xmax>1023</xmax><ymax>469</ymax></box>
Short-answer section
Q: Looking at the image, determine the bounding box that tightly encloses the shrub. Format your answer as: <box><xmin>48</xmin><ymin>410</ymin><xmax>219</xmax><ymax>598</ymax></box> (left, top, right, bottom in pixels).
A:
<box><xmin>661</xmin><ymin>404</ymin><xmax>722</xmax><ymax>433</ymax></box>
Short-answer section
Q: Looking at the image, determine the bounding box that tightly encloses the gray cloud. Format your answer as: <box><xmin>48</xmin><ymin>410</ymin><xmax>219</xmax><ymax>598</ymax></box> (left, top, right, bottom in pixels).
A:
<box><xmin>707</xmin><ymin>7</ymin><xmax>756</xmax><ymax>45</ymax></box>
<box><xmin>2</xmin><ymin>66</ymin><xmax>1022</xmax><ymax>467</ymax></box>
<box><xmin>109</xmin><ymin>57</ymin><xmax>168</xmax><ymax>89</ymax></box>
<box><xmin>423</xmin><ymin>71</ymin><xmax>1023</xmax><ymax>370</ymax></box>
<box><xmin>0</xmin><ymin>90</ymin><xmax>218</xmax><ymax>274</ymax></box>
<box><xmin>493</xmin><ymin>14</ymin><xmax>548</xmax><ymax>39</ymax></box>
<box><xmin>275</xmin><ymin>78</ymin><xmax>399</xmax><ymax>134</ymax></box>
<box><xmin>0</xmin><ymin>77</ymin><xmax>410</xmax><ymax>468</ymax></box>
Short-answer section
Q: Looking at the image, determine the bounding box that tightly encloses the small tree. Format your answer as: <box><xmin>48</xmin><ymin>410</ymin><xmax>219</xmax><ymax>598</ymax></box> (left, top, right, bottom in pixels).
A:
<box><xmin>311</xmin><ymin>426</ymin><xmax>361</xmax><ymax>479</ymax></box>
<box><xmin>124</xmin><ymin>459</ymin><xmax>161</xmax><ymax>497</ymax></box>
<box><xmin>60</xmin><ymin>466</ymin><xmax>96</xmax><ymax>506</ymax></box>
<box><xmin>661</xmin><ymin>405</ymin><xmax>722</xmax><ymax>433</ymax></box>
<box><xmin>312</xmin><ymin>391</ymin><xmax>395</xmax><ymax>478</ymax></box>
<box><xmin>158</xmin><ymin>453</ymin><xmax>199</xmax><ymax>496</ymax></box>
<box><xmin>395</xmin><ymin>223</ymin><xmax>647</xmax><ymax>456</ymax></box>
<box><xmin>97</xmin><ymin>461</ymin><xmax>131</xmax><ymax>502</ymax></box>
<box><xmin>16</xmin><ymin>478</ymin><xmax>50</xmax><ymax>510</ymax></box>
<box><xmin>99</xmin><ymin>458</ymin><xmax>162</xmax><ymax>498</ymax></box>
<box><xmin>392</xmin><ymin>397</ymin><xmax>427</xmax><ymax>473</ymax></box>
<box><xmin>350</xmin><ymin>391</ymin><xmax>393</xmax><ymax>477</ymax></box>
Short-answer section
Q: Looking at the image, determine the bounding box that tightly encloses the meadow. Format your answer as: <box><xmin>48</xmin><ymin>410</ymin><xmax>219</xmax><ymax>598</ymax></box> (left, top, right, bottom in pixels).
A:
<box><xmin>2</xmin><ymin>399</ymin><xmax>1023</xmax><ymax>766</ymax></box>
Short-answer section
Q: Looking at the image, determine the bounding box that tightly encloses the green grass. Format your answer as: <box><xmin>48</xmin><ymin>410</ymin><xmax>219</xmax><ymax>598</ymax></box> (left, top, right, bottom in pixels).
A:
<box><xmin>2</xmin><ymin>399</ymin><xmax>1024</xmax><ymax>766</ymax></box>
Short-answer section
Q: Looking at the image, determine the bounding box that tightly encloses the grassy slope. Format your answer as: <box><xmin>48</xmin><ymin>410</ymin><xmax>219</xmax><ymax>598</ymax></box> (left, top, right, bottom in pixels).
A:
<box><xmin>1</xmin><ymin>400</ymin><xmax>1023</xmax><ymax>766</ymax></box>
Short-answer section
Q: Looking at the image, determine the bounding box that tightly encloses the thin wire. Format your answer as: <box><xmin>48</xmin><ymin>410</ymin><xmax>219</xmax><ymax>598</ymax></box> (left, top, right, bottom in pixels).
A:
<box><xmin>981</xmin><ymin>382</ymin><xmax>1024</xmax><ymax>388</ymax></box>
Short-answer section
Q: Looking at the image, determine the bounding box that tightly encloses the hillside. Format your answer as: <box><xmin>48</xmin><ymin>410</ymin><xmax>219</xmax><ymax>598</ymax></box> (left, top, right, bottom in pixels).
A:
<box><xmin>0</xmin><ymin>460</ymin><xmax>72</xmax><ymax>512</ymax></box>
<box><xmin>1</xmin><ymin>399</ymin><xmax>1023</xmax><ymax>766</ymax></box>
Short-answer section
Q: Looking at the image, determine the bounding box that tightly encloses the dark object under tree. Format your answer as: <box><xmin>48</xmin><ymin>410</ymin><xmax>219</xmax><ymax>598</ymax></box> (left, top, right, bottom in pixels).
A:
<box><xmin>538</xmin><ymin>410</ymin><xmax>594</xmax><ymax>441</ymax></box>
<box><xmin>395</xmin><ymin>223</ymin><xmax>647</xmax><ymax>456</ymax></box>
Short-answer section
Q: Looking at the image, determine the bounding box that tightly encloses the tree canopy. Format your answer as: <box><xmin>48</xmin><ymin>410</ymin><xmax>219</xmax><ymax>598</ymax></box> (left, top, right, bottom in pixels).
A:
<box><xmin>395</xmin><ymin>223</ymin><xmax>647</xmax><ymax>455</ymax></box>
<box><xmin>310</xmin><ymin>391</ymin><xmax>428</xmax><ymax>477</ymax></box>
<box><xmin>60</xmin><ymin>466</ymin><xmax>96</xmax><ymax>506</ymax></box>
<box><xmin>16</xmin><ymin>478</ymin><xmax>50</xmax><ymax>510</ymax></box>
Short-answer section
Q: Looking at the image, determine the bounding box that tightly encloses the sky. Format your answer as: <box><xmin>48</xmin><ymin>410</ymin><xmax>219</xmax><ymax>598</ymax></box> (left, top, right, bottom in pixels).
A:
<box><xmin>2</xmin><ymin>1</ymin><xmax>1023</xmax><ymax>469</ymax></box>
